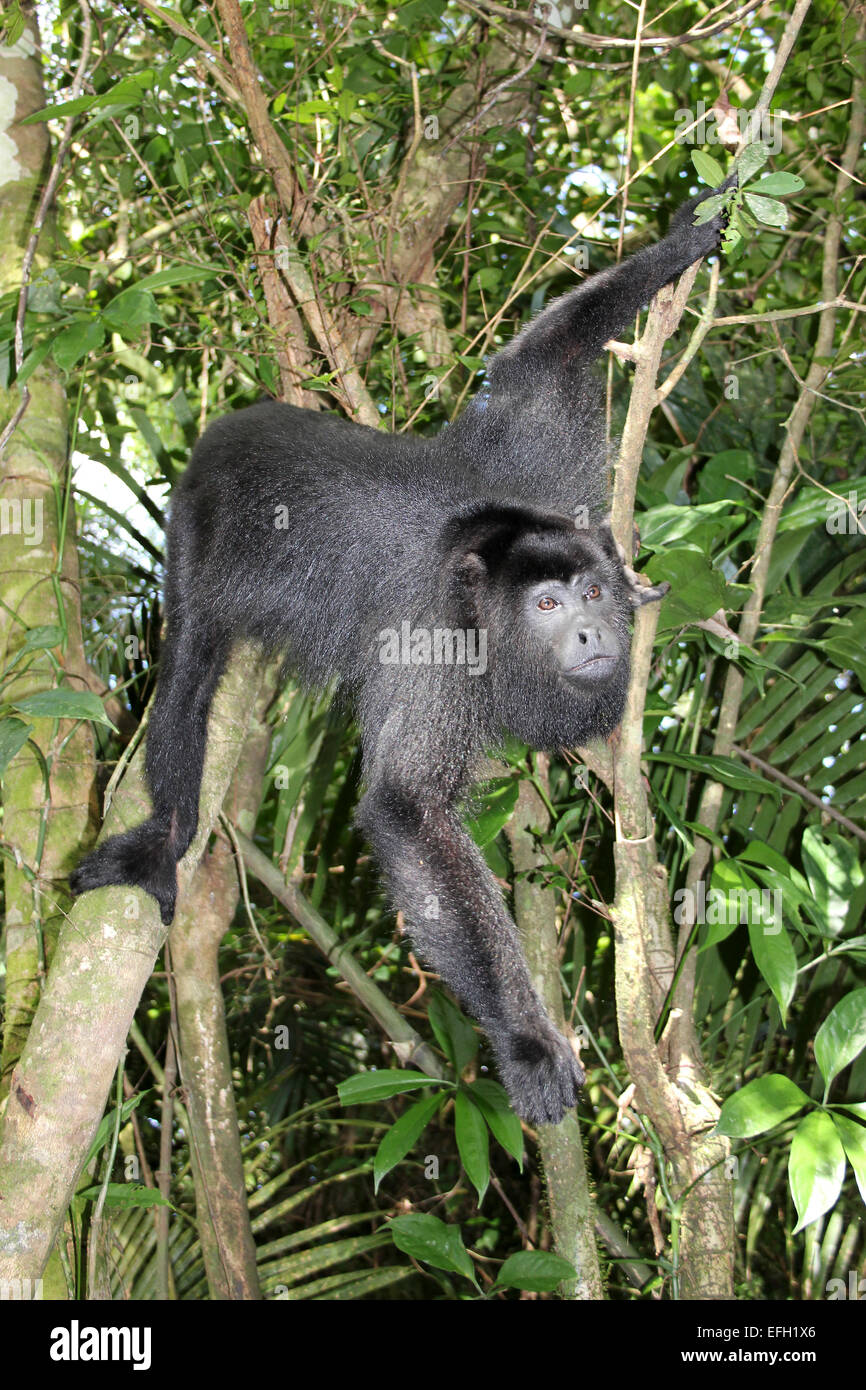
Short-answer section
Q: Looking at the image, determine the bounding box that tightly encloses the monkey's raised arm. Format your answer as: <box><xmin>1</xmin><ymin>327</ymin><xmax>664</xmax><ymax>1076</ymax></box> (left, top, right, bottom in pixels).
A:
<box><xmin>484</xmin><ymin>180</ymin><xmax>734</xmax><ymax>400</ymax></box>
<box><xmin>357</xmin><ymin>778</ymin><xmax>583</xmax><ymax>1125</ymax></box>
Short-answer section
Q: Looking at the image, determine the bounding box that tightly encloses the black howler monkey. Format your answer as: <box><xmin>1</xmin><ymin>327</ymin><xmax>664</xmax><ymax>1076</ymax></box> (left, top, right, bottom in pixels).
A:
<box><xmin>72</xmin><ymin>181</ymin><xmax>732</xmax><ymax>1124</ymax></box>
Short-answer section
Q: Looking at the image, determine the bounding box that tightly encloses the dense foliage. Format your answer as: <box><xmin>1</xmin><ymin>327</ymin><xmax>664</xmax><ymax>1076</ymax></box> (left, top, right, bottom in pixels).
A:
<box><xmin>1</xmin><ymin>0</ymin><xmax>864</xmax><ymax>1300</ymax></box>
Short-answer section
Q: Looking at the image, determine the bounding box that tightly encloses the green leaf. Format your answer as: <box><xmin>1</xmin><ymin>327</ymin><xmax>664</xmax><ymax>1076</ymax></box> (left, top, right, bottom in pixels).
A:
<box><xmin>17</xmin><ymin>338</ymin><xmax>55</xmax><ymax>387</ymax></box>
<box><xmin>84</xmin><ymin>1094</ymin><xmax>147</xmax><ymax>1168</ymax></box>
<box><xmin>644</xmin><ymin>752</ymin><xmax>779</xmax><ymax>799</ymax></box>
<box><xmin>96</xmin><ymin>73</ymin><xmax>157</xmax><ymax>104</ymax></box>
<box><xmin>749</xmin><ymin>917</ymin><xmax>797</xmax><ymax>1023</ymax></box>
<box><xmin>748</xmin><ymin>173</ymin><xmax>804</xmax><ymax>196</ymax></box>
<box><xmin>22</xmin><ymin>625</ymin><xmax>64</xmax><ymax>652</ymax></box>
<box><xmin>102</xmin><ymin>288</ymin><xmax>163</xmax><ymax>333</ymax></box>
<box><xmin>743</xmin><ymin>193</ymin><xmax>788</xmax><ymax>227</ymax></box>
<box><xmin>466</xmin><ymin>1078</ymin><xmax>524</xmax><ymax>1168</ymax></box>
<box><xmin>629</xmin><ymin>499</ymin><xmax>744</xmax><ymax>550</ymax></box>
<box><xmin>465</xmin><ymin>776</ymin><xmax>519</xmax><ymax>848</ymax></box>
<box><xmin>733</xmin><ymin>862</ymin><xmax>812</xmax><ymax>933</ymax></box>
<box><xmin>494</xmin><ymin>1250</ymin><xmax>577</xmax><ymax>1292</ymax></box>
<box><xmin>52</xmin><ymin>319</ymin><xmax>105</xmax><ymax>371</ymax></box>
<box><xmin>1</xmin><ymin>7</ymin><xmax>26</xmax><ymax>45</ymax></box>
<box><xmin>373</xmin><ymin>1091</ymin><xmax>443</xmax><ymax>1192</ymax></box>
<box><xmin>830</xmin><ymin>1113</ymin><xmax>866</xmax><ymax>1206</ymax></box>
<box><xmin>777</xmin><ymin>481</ymin><xmax>866</xmax><ymax>531</ymax></box>
<box><xmin>135</xmin><ymin>264</ymin><xmax>225</xmax><ymax>292</ymax></box>
<box><xmin>691</xmin><ymin>150</ymin><xmax>726</xmax><ymax>186</ymax></box>
<box><xmin>737</xmin><ymin>141</ymin><xmax>770</xmax><ymax>181</ymax></box>
<box><xmin>77</xmin><ymin>1182</ymin><xmax>172</xmax><ymax>1210</ymax></box>
<box><xmin>738</xmin><ymin>841</ymin><xmax>814</xmax><ymax>907</ymax></box>
<box><xmin>697</xmin><ymin>859</ymin><xmax>766</xmax><ymax>951</ymax></box>
<box><xmin>0</xmin><ymin>718</ymin><xmax>33</xmax><ymax>777</ymax></box>
<box><xmin>814</xmin><ymin>990</ymin><xmax>866</xmax><ymax>1088</ymax></box>
<box><xmin>388</xmin><ymin>1213</ymin><xmax>477</xmax><ymax>1283</ymax></box>
<box><xmin>427</xmin><ymin>992</ymin><xmax>477</xmax><ymax>1075</ymax></box>
<box><xmin>646</xmin><ymin>549</ymin><xmax>727</xmax><ymax>626</ymax></box>
<box><xmin>454</xmin><ymin>1090</ymin><xmax>489</xmax><ymax>1204</ymax></box>
<box><xmin>801</xmin><ymin>828</ymin><xmax>863</xmax><ymax>937</ymax></box>
<box><xmin>281</xmin><ymin>99</ymin><xmax>333</xmax><ymax>124</ymax></box>
<box><xmin>789</xmin><ymin>1110</ymin><xmax>846</xmax><ymax>1233</ymax></box>
<box><xmin>337</xmin><ymin>1070</ymin><xmax>444</xmax><ymax>1105</ymax></box>
<box><xmin>11</xmin><ymin>688</ymin><xmax>115</xmax><ymax>727</ymax></box>
<box><xmin>692</xmin><ymin>195</ymin><xmax>724</xmax><ymax>225</ymax></box>
<box><xmin>470</xmin><ymin>266</ymin><xmax>501</xmax><ymax>291</ymax></box>
<box><xmin>716</xmin><ymin>1074</ymin><xmax>809</xmax><ymax>1138</ymax></box>
<box><xmin>697</xmin><ymin>449</ymin><xmax>755</xmax><ymax>504</ymax></box>
<box><xmin>20</xmin><ymin>72</ymin><xmax>155</xmax><ymax>124</ymax></box>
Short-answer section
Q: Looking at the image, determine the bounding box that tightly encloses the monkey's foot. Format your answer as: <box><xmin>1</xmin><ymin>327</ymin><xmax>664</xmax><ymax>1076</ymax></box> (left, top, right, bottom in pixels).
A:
<box><xmin>489</xmin><ymin>1018</ymin><xmax>584</xmax><ymax>1126</ymax></box>
<box><xmin>70</xmin><ymin>818</ymin><xmax>179</xmax><ymax>925</ymax></box>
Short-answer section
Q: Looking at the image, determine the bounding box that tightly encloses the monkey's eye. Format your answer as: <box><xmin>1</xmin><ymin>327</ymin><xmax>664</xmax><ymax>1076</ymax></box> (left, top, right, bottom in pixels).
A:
<box><xmin>584</xmin><ymin>584</ymin><xmax>602</xmax><ymax>601</ymax></box>
<box><xmin>536</xmin><ymin>596</ymin><xmax>559</xmax><ymax>612</ymax></box>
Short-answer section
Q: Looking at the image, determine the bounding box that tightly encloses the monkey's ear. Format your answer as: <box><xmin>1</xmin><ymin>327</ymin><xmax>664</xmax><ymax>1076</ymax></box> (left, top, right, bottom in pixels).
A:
<box><xmin>596</xmin><ymin>516</ymin><xmax>621</xmax><ymax>563</ymax></box>
<box><xmin>594</xmin><ymin>514</ymin><xmax>644</xmax><ymax>567</ymax></box>
<box><xmin>451</xmin><ymin>549</ymin><xmax>488</xmax><ymax>627</ymax></box>
<box><xmin>453</xmin><ymin>550</ymin><xmax>487</xmax><ymax>589</ymax></box>
<box><xmin>596</xmin><ymin>515</ymin><xmax>641</xmax><ymax>567</ymax></box>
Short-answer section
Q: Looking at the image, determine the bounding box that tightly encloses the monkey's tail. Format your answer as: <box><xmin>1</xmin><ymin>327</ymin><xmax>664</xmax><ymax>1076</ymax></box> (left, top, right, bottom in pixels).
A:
<box><xmin>70</xmin><ymin>816</ymin><xmax>182</xmax><ymax>926</ymax></box>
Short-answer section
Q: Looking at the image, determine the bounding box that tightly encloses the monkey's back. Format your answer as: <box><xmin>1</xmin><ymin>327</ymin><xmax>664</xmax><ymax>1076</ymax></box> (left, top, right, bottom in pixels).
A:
<box><xmin>167</xmin><ymin>402</ymin><xmax>481</xmax><ymax>685</ymax></box>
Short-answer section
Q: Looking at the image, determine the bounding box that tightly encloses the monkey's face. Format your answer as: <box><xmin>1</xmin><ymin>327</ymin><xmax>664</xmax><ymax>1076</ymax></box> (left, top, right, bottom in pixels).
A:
<box><xmin>510</xmin><ymin>527</ymin><xmax>632</xmax><ymax>680</ymax></box>
<box><xmin>480</xmin><ymin>527</ymin><xmax>636</xmax><ymax>751</ymax></box>
<box><xmin>522</xmin><ymin>570</ymin><xmax>631</xmax><ymax>686</ymax></box>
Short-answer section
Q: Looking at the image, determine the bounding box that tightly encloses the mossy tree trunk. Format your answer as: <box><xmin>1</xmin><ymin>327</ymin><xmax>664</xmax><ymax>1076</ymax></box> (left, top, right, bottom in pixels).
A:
<box><xmin>506</xmin><ymin>776</ymin><xmax>603</xmax><ymax>1300</ymax></box>
<box><xmin>0</xmin><ymin>7</ymin><xmax>94</xmax><ymax>1101</ymax></box>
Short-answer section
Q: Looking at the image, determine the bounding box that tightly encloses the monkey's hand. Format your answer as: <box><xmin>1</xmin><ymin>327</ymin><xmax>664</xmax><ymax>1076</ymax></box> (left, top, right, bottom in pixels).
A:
<box><xmin>625</xmin><ymin>568</ymin><xmax>670</xmax><ymax>608</ymax></box>
<box><xmin>670</xmin><ymin>173</ymin><xmax>739</xmax><ymax>260</ymax></box>
<box><xmin>598</xmin><ymin>516</ymin><xmax>671</xmax><ymax>608</ymax></box>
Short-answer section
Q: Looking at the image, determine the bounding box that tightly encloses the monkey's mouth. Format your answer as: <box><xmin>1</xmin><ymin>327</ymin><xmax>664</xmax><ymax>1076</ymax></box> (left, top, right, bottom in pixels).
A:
<box><xmin>569</xmin><ymin>654</ymin><xmax>617</xmax><ymax>675</ymax></box>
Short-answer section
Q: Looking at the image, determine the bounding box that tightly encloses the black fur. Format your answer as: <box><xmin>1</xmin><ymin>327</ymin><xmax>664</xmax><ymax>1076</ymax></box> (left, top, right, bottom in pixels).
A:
<box><xmin>71</xmin><ymin>182</ymin><xmax>731</xmax><ymax>1124</ymax></box>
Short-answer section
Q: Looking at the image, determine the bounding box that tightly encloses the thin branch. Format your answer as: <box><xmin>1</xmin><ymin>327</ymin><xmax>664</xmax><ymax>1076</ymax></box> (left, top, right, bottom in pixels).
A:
<box><xmin>233</xmin><ymin>829</ymin><xmax>446</xmax><ymax>1079</ymax></box>
<box><xmin>732</xmin><ymin>747</ymin><xmax>866</xmax><ymax>844</ymax></box>
<box><xmin>738</xmin><ymin>0</ymin><xmax>813</xmax><ymax>150</ymax></box>
<box><xmin>211</xmin><ymin>0</ymin><xmax>379</xmax><ymax>422</ymax></box>
<box><xmin>706</xmin><ymin>295</ymin><xmax>865</xmax><ymax>327</ymax></box>
<box><xmin>655</xmin><ymin>254</ymin><xmax>721</xmax><ymax>402</ymax></box>
<box><xmin>440</xmin><ymin>14</ymin><xmax>549</xmax><ymax>154</ymax></box>
<box><xmin>137</xmin><ymin>0</ymin><xmax>240</xmax><ymax>104</ymax></box>
<box><xmin>457</xmin><ymin>0</ymin><xmax>765</xmax><ymax>54</ymax></box>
